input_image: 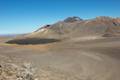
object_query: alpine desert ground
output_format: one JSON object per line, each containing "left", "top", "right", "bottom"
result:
{"left": 0, "top": 17, "right": 120, "bottom": 80}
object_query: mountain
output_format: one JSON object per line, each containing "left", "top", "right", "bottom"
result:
{"left": 6, "top": 16, "right": 120, "bottom": 44}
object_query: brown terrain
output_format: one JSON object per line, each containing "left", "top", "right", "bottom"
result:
{"left": 0, "top": 16, "right": 120, "bottom": 80}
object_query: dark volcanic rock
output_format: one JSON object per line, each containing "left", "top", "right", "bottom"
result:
{"left": 6, "top": 38, "right": 60, "bottom": 45}
{"left": 64, "top": 16, "right": 83, "bottom": 22}
{"left": 35, "top": 25, "right": 51, "bottom": 32}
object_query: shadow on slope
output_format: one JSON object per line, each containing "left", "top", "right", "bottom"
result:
{"left": 6, "top": 38, "right": 60, "bottom": 45}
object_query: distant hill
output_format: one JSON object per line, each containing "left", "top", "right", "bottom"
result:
{"left": 26, "top": 16, "right": 120, "bottom": 38}
{"left": 6, "top": 16, "right": 120, "bottom": 44}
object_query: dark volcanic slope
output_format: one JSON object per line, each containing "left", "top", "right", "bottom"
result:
{"left": 6, "top": 16, "right": 120, "bottom": 44}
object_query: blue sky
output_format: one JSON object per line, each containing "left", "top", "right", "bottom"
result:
{"left": 0, "top": 0, "right": 120, "bottom": 34}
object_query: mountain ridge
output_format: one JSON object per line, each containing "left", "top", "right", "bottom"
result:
{"left": 27, "top": 16, "right": 120, "bottom": 38}
{"left": 6, "top": 16, "right": 120, "bottom": 44}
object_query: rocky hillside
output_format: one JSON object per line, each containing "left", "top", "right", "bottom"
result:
{"left": 6, "top": 16, "right": 120, "bottom": 44}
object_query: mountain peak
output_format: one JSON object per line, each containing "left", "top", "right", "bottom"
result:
{"left": 64, "top": 16, "right": 83, "bottom": 22}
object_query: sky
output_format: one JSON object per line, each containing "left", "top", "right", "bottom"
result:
{"left": 0, "top": 0, "right": 120, "bottom": 34}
